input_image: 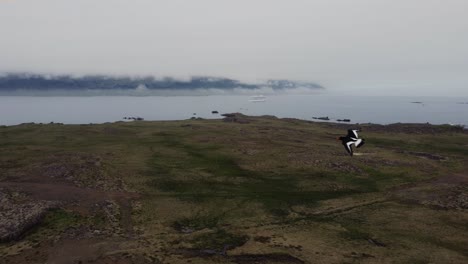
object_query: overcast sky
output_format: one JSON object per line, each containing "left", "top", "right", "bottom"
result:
{"left": 1, "top": 0, "right": 467, "bottom": 96}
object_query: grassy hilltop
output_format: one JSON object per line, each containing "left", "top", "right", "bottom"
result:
{"left": 1, "top": 114, "right": 467, "bottom": 264}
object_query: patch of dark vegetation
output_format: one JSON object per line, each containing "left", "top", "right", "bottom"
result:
{"left": 148, "top": 134, "right": 365, "bottom": 213}
{"left": 341, "top": 227, "right": 371, "bottom": 241}
{"left": 155, "top": 174, "right": 361, "bottom": 213}
{"left": 33, "top": 209, "right": 83, "bottom": 232}
{"left": 176, "top": 229, "right": 248, "bottom": 256}
{"left": 190, "top": 229, "right": 248, "bottom": 252}
{"left": 20, "top": 209, "right": 83, "bottom": 243}
{"left": 253, "top": 236, "right": 271, "bottom": 243}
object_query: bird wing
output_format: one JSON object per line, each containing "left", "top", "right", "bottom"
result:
{"left": 343, "top": 141, "right": 354, "bottom": 156}
{"left": 347, "top": 129, "right": 359, "bottom": 139}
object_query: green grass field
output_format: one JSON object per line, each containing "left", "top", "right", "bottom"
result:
{"left": 1, "top": 115, "right": 467, "bottom": 263}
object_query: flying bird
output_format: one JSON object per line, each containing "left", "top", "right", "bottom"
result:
{"left": 337, "top": 129, "right": 365, "bottom": 156}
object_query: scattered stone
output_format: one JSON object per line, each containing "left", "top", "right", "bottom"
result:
{"left": 0, "top": 190, "right": 58, "bottom": 242}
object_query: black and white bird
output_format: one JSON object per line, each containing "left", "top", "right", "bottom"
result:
{"left": 337, "top": 129, "right": 365, "bottom": 156}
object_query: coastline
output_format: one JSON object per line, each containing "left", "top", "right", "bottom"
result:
{"left": 1, "top": 95, "right": 467, "bottom": 127}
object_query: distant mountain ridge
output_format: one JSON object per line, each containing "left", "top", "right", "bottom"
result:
{"left": 0, "top": 74, "right": 323, "bottom": 91}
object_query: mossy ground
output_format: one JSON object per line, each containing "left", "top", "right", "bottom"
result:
{"left": 0, "top": 115, "right": 467, "bottom": 263}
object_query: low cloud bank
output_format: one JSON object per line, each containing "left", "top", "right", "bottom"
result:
{"left": 0, "top": 73, "right": 323, "bottom": 96}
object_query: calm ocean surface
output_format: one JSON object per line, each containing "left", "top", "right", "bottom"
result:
{"left": 1, "top": 95, "right": 467, "bottom": 126}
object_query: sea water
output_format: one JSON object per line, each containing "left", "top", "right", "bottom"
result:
{"left": 0, "top": 95, "right": 467, "bottom": 126}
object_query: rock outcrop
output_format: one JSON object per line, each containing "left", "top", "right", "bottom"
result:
{"left": 0, "top": 190, "right": 57, "bottom": 242}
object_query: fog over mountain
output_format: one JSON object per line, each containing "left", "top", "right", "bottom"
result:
{"left": 1, "top": 0, "right": 468, "bottom": 96}
{"left": 0, "top": 73, "right": 323, "bottom": 96}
